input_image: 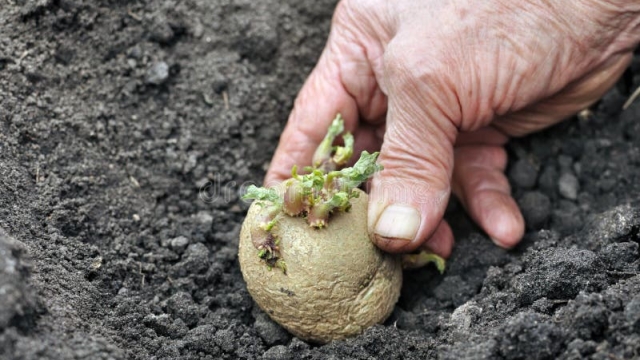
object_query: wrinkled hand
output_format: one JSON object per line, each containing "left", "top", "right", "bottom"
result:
{"left": 265, "top": 0, "right": 640, "bottom": 256}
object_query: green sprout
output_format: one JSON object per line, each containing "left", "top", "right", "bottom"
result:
{"left": 242, "top": 113, "right": 445, "bottom": 274}
{"left": 402, "top": 251, "right": 446, "bottom": 274}
{"left": 312, "top": 115, "right": 346, "bottom": 171}
{"left": 242, "top": 114, "right": 380, "bottom": 273}
{"left": 244, "top": 185, "right": 283, "bottom": 205}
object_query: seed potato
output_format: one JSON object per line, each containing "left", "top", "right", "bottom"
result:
{"left": 239, "top": 189, "right": 402, "bottom": 343}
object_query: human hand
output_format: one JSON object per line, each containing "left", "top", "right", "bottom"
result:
{"left": 265, "top": 0, "right": 640, "bottom": 257}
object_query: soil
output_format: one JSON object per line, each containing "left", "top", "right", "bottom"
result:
{"left": 1, "top": 1, "right": 639, "bottom": 359}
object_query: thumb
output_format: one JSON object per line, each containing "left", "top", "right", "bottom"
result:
{"left": 368, "top": 48, "right": 459, "bottom": 254}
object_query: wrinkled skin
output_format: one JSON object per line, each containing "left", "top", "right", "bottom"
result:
{"left": 265, "top": 0, "right": 640, "bottom": 256}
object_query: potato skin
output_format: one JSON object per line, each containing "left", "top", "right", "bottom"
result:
{"left": 239, "top": 188, "right": 402, "bottom": 343}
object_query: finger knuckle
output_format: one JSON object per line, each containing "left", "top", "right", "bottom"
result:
{"left": 382, "top": 41, "right": 445, "bottom": 92}
{"left": 381, "top": 40, "right": 466, "bottom": 130}
{"left": 336, "top": 0, "right": 381, "bottom": 24}
{"left": 334, "top": 0, "right": 386, "bottom": 46}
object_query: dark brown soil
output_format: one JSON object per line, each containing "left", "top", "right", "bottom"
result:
{"left": 1, "top": 1, "right": 639, "bottom": 359}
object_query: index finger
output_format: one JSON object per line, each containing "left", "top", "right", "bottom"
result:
{"left": 264, "top": 43, "right": 359, "bottom": 186}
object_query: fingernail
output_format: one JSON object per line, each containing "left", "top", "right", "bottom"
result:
{"left": 490, "top": 237, "right": 503, "bottom": 247}
{"left": 374, "top": 204, "right": 421, "bottom": 242}
{"left": 490, "top": 236, "right": 516, "bottom": 249}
